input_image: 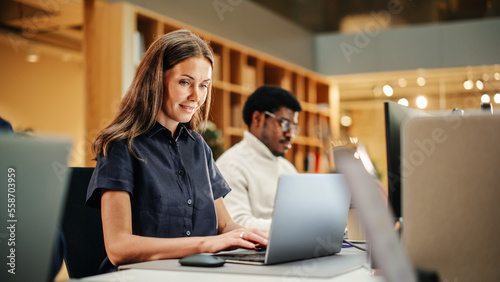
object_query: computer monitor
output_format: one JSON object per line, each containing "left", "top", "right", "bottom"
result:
{"left": 384, "top": 101, "right": 428, "bottom": 220}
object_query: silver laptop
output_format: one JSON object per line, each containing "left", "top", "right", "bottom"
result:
{"left": 215, "top": 173, "right": 351, "bottom": 265}
{"left": 0, "top": 134, "right": 72, "bottom": 282}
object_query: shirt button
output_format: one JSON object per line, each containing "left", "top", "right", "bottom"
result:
{"left": 186, "top": 230, "right": 191, "bottom": 236}
{"left": 187, "top": 199, "right": 192, "bottom": 205}
{"left": 178, "top": 169, "right": 185, "bottom": 176}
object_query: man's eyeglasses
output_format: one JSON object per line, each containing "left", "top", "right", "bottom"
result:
{"left": 264, "top": 111, "right": 301, "bottom": 136}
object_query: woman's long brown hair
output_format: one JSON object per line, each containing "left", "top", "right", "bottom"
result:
{"left": 92, "top": 29, "right": 214, "bottom": 160}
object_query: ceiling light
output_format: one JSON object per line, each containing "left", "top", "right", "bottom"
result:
{"left": 483, "top": 73, "right": 490, "bottom": 81}
{"left": 463, "top": 79, "right": 474, "bottom": 90}
{"left": 382, "top": 84, "right": 394, "bottom": 97}
{"left": 494, "top": 93, "right": 500, "bottom": 104}
{"left": 398, "top": 98, "right": 409, "bottom": 107}
{"left": 26, "top": 44, "right": 39, "bottom": 63}
{"left": 398, "top": 78, "right": 407, "bottom": 88}
{"left": 416, "top": 96, "right": 427, "bottom": 109}
{"left": 373, "top": 86, "right": 383, "bottom": 97}
{"left": 476, "top": 80, "right": 484, "bottom": 90}
{"left": 62, "top": 53, "right": 72, "bottom": 62}
{"left": 417, "top": 76, "right": 426, "bottom": 86}
{"left": 340, "top": 116, "right": 352, "bottom": 127}
{"left": 494, "top": 72, "right": 500, "bottom": 80}
{"left": 481, "top": 94, "right": 490, "bottom": 103}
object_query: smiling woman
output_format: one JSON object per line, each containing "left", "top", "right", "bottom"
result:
{"left": 158, "top": 56, "right": 212, "bottom": 135}
{"left": 92, "top": 29, "right": 215, "bottom": 159}
{"left": 85, "top": 29, "right": 268, "bottom": 274}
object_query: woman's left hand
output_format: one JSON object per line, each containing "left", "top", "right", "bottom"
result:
{"left": 203, "top": 228, "right": 269, "bottom": 253}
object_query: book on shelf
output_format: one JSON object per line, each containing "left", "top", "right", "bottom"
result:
{"left": 231, "top": 104, "right": 242, "bottom": 128}
{"left": 133, "top": 31, "right": 146, "bottom": 67}
{"left": 242, "top": 65, "right": 256, "bottom": 91}
{"left": 213, "top": 54, "right": 222, "bottom": 81}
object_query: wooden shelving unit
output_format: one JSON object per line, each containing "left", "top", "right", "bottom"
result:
{"left": 86, "top": 1, "right": 339, "bottom": 172}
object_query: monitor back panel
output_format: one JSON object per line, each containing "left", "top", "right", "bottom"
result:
{"left": 402, "top": 114, "right": 500, "bottom": 282}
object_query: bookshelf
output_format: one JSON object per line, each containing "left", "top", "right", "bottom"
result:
{"left": 85, "top": 1, "right": 339, "bottom": 172}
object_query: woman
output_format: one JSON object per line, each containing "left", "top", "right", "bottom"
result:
{"left": 86, "top": 29, "right": 268, "bottom": 273}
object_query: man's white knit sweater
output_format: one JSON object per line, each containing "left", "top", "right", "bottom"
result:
{"left": 216, "top": 131, "right": 298, "bottom": 232}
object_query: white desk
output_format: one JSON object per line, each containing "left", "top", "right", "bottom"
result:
{"left": 80, "top": 267, "right": 383, "bottom": 282}
{"left": 79, "top": 248, "right": 385, "bottom": 282}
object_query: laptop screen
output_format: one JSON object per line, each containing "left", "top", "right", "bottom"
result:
{"left": 0, "top": 134, "right": 71, "bottom": 282}
{"left": 265, "top": 173, "right": 351, "bottom": 264}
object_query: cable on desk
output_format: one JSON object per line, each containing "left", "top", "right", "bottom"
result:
{"left": 342, "top": 240, "right": 366, "bottom": 251}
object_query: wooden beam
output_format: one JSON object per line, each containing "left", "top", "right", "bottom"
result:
{"left": 83, "top": 0, "right": 96, "bottom": 166}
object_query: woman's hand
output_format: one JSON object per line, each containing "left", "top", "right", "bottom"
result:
{"left": 203, "top": 228, "right": 269, "bottom": 253}
{"left": 203, "top": 198, "right": 269, "bottom": 253}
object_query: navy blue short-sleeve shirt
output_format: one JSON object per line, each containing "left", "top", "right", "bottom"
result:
{"left": 86, "top": 122, "right": 231, "bottom": 270}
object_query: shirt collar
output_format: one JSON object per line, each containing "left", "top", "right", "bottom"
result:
{"left": 146, "top": 122, "right": 196, "bottom": 140}
{"left": 243, "top": 130, "right": 279, "bottom": 160}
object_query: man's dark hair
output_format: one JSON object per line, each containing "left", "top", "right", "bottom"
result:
{"left": 242, "top": 85, "right": 302, "bottom": 127}
{"left": 0, "top": 116, "right": 13, "bottom": 133}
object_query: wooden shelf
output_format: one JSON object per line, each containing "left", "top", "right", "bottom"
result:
{"left": 86, "top": 1, "right": 339, "bottom": 172}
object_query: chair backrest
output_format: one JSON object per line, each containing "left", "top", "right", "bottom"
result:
{"left": 61, "top": 167, "right": 106, "bottom": 278}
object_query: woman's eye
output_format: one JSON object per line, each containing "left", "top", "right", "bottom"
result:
{"left": 200, "top": 84, "right": 208, "bottom": 89}
{"left": 180, "top": 80, "right": 189, "bottom": 86}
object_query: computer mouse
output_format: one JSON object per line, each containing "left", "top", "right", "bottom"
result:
{"left": 179, "top": 254, "right": 225, "bottom": 267}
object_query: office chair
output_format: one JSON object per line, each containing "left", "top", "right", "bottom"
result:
{"left": 61, "top": 167, "right": 106, "bottom": 278}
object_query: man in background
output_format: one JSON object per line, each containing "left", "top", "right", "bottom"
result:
{"left": 216, "top": 86, "right": 302, "bottom": 232}
{"left": 0, "top": 116, "right": 13, "bottom": 132}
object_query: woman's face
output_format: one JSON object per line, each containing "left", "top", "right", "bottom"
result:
{"left": 157, "top": 57, "right": 212, "bottom": 133}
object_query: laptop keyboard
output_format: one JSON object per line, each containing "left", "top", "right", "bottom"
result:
{"left": 215, "top": 251, "right": 266, "bottom": 262}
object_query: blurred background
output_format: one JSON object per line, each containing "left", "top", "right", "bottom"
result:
{"left": 1, "top": 0, "right": 499, "bottom": 186}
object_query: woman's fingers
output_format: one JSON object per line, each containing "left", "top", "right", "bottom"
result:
{"left": 209, "top": 228, "right": 270, "bottom": 253}
{"left": 237, "top": 228, "right": 269, "bottom": 246}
